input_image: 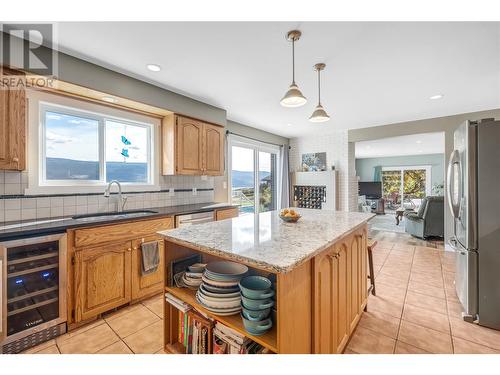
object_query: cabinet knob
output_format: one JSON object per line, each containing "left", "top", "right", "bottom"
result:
{"left": 133, "top": 246, "right": 138, "bottom": 251}
{"left": 127, "top": 247, "right": 132, "bottom": 252}
{"left": 12, "top": 157, "right": 19, "bottom": 163}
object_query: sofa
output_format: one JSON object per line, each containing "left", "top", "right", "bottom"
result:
{"left": 404, "top": 196, "right": 444, "bottom": 239}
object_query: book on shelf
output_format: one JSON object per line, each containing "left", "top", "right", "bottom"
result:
{"left": 165, "top": 292, "right": 191, "bottom": 313}
{"left": 176, "top": 309, "right": 214, "bottom": 354}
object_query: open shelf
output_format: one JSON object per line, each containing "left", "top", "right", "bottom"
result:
{"left": 165, "top": 286, "right": 278, "bottom": 353}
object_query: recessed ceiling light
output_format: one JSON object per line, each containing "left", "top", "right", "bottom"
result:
{"left": 416, "top": 140, "right": 422, "bottom": 144}
{"left": 418, "top": 150, "right": 424, "bottom": 153}
{"left": 102, "top": 96, "right": 117, "bottom": 103}
{"left": 430, "top": 94, "right": 443, "bottom": 100}
{"left": 287, "top": 123, "right": 293, "bottom": 127}
{"left": 147, "top": 64, "right": 161, "bottom": 72}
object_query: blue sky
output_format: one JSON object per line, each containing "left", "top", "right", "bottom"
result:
{"left": 45, "top": 112, "right": 148, "bottom": 163}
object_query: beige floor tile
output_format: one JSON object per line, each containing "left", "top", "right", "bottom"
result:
{"left": 376, "top": 241, "right": 395, "bottom": 250}
{"left": 409, "top": 272, "right": 443, "bottom": 288}
{"left": 398, "top": 320, "right": 453, "bottom": 353}
{"left": 155, "top": 348, "right": 167, "bottom": 354}
{"left": 56, "top": 319, "right": 106, "bottom": 345}
{"left": 442, "top": 263, "right": 456, "bottom": 273}
{"left": 407, "top": 280, "right": 446, "bottom": 299}
{"left": 375, "top": 274, "right": 409, "bottom": 289}
{"left": 34, "top": 345, "right": 60, "bottom": 354}
{"left": 142, "top": 295, "right": 164, "bottom": 318}
{"left": 346, "top": 326, "right": 396, "bottom": 354}
{"left": 445, "top": 287, "right": 460, "bottom": 303}
{"left": 378, "top": 267, "right": 411, "bottom": 282}
{"left": 394, "top": 341, "right": 430, "bottom": 354}
{"left": 405, "top": 290, "right": 447, "bottom": 315}
{"left": 58, "top": 323, "right": 120, "bottom": 354}
{"left": 343, "top": 348, "right": 359, "bottom": 354}
{"left": 402, "top": 304, "right": 450, "bottom": 333}
{"left": 367, "top": 295, "right": 404, "bottom": 319}
{"left": 374, "top": 282, "right": 407, "bottom": 303}
{"left": 106, "top": 304, "right": 160, "bottom": 338}
{"left": 22, "top": 339, "right": 57, "bottom": 354}
{"left": 447, "top": 300, "right": 465, "bottom": 320}
{"left": 97, "top": 340, "right": 134, "bottom": 354}
{"left": 358, "top": 310, "right": 401, "bottom": 339}
{"left": 449, "top": 318, "right": 500, "bottom": 350}
{"left": 452, "top": 337, "right": 500, "bottom": 354}
{"left": 123, "top": 320, "right": 163, "bottom": 354}
{"left": 103, "top": 304, "right": 143, "bottom": 322}
{"left": 410, "top": 266, "right": 443, "bottom": 278}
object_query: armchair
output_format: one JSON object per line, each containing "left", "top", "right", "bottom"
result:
{"left": 404, "top": 196, "right": 444, "bottom": 239}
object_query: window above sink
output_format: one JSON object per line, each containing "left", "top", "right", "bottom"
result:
{"left": 25, "top": 90, "right": 162, "bottom": 195}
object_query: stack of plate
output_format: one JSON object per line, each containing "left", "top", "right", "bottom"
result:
{"left": 178, "top": 263, "right": 206, "bottom": 290}
{"left": 195, "top": 261, "right": 248, "bottom": 316}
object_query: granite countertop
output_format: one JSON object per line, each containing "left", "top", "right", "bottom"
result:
{"left": 0, "top": 202, "right": 237, "bottom": 241}
{"left": 159, "top": 209, "right": 375, "bottom": 273}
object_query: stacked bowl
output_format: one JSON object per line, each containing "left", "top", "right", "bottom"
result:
{"left": 239, "top": 276, "right": 274, "bottom": 336}
{"left": 195, "top": 261, "right": 248, "bottom": 316}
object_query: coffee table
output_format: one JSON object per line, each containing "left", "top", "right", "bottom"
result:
{"left": 395, "top": 207, "right": 414, "bottom": 225}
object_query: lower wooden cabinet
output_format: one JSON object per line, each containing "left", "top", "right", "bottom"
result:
{"left": 313, "top": 227, "right": 367, "bottom": 354}
{"left": 215, "top": 207, "right": 239, "bottom": 221}
{"left": 69, "top": 218, "right": 173, "bottom": 324}
{"left": 74, "top": 241, "right": 132, "bottom": 322}
{"left": 131, "top": 236, "right": 165, "bottom": 300}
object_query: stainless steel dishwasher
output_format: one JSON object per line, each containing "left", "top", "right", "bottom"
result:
{"left": 175, "top": 211, "right": 214, "bottom": 227}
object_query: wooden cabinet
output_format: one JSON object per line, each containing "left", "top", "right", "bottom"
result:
{"left": 162, "top": 114, "right": 224, "bottom": 176}
{"left": 313, "top": 227, "right": 367, "bottom": 354}
{"left": 74, "top": 241, "right": 132, "bottom": 322}
{"left": 0, "top": 68, "right": 26, "bottom": 171}
{"left": 69, "top": 217, "right": 174, "bottom": 324}
{"left": 215, "top": 207, "right": 239, "bottom": 221}
{"left": 203, "top": 123, "right": 224, "bottom": 175}
{"left": 131, "top": 236, "right": 165, "bottom": 300}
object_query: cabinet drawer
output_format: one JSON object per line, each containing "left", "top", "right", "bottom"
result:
{"left": 215, "top": 207, "right": 239, "bottom": 221}
{"left": 73, "top": 217, "right": 173, "bottom": 248}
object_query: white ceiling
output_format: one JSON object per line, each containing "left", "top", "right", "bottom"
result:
{"left": 52, "top": 22, "right": 500, "bottom": 138}
{"left": 355, "top": 132, "right": 445, "bottom": 158}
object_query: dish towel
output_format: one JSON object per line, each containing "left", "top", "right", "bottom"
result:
{"left": 141, "top": 241, "right": 160, "bottom": 276}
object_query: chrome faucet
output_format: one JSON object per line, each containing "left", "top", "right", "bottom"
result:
{"left": 104, "top": 180, "right": 128, "bottom": 212}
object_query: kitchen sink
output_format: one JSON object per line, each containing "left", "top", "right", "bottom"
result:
{"left": 72, "top": 210, "right": 158, "bottom": 222}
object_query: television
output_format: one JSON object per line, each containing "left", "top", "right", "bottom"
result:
{"left": 358, "top": 182, "right": 382, "bottom": 199}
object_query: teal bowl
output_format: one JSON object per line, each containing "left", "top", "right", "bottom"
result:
{"left": 241, "top": 295, "right": 274, "bottom": 310}
{"left": 242, "top": 307, "right": 271, "bottom": 321}
{"left": 241, "top": 315, "right": 273, "bottom": 336}
{"left": 239, "top": 276, "right": 274, "bottom": 299}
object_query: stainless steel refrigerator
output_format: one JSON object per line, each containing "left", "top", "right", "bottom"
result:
{"left": 447, "top": 118, "right": 500, "bottom": 329}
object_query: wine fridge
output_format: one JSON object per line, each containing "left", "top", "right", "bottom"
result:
{"left": 1, "top": 233, "right": 67, "bottom": 354}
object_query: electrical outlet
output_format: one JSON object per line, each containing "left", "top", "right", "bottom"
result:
{"left": 169, "top": 188, "right": 174, "bottom": 197}
{"left": 192, "top": 188, "right": 197, "bottom": 196}
{"left": 201, "top": 175, "right": 207, "bottom": 181}
{"left": 223, "top": 181, "right": 227, "bottom": 189}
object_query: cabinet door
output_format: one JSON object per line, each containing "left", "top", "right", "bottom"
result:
{"left": 313, "top": 244, "right": 350, "bottom": 354}
{"left": 203, "top": 123, "right": 224, "bottom": 175}
{"left": 131, "top": 236, "right": 165, "bottom": 301}
{"left": 74, "top": 241, "right": 132, "bottom": 322}
{"left": 0, "top": 71, "right": 26, "bottom": 171}
{"left": 176, "top": 116, "right": 203, "bottom": 175}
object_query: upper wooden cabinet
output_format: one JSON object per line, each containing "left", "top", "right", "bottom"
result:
{"left": 0, "top": 68, "right": 26, "bottom": 171}
{"left": 162, "top": 114, "right": 224, "bottom": 176}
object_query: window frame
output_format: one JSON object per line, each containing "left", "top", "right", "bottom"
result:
{"left": 381, "top": 165, "right": 432, "bottom": 201}
{"left": 26, "top": 90, "right": 161, "bottom": 195}
{"left": 227, "top": 134, "right": 282, "bottom": 213}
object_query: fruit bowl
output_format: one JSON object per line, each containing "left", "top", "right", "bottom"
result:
{"left": 279, "top": 208, "right": 301, "bottom": 223}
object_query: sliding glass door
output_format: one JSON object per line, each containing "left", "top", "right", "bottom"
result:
{"left": 229, "top": 136, "right": 280, "bottom": 215}
{"left": 382, "top": 166, "right": 431, "bottom": 209}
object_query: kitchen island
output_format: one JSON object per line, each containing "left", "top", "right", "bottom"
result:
{"left": 158, "top": 209, "right": 374, "bottom": 354}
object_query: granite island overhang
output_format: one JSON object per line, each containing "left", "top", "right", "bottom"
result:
{"left": 158, "top": 209, "right": 375, "bottom": 354}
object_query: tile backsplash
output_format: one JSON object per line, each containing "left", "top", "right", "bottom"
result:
{"left": 0, "top": 170, "right": 215, "bottom": 223}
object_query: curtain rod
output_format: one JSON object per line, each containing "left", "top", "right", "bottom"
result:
{"left": 225, "top": 130, "right": 291, "bottom": 149}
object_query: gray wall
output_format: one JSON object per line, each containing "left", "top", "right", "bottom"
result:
{"left": 349, "top": 108, "right": 500, "bottom": 246}
{"left": 356, "top": 153, "right": 445, "bottom": 188}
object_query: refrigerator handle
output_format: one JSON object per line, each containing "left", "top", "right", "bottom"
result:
{"left": 446, "top": 149, "right": 462, "bottom": 219}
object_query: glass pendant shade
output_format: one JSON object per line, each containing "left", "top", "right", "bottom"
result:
{"left": 309, "top": 104, "right": 330, "bottom": 122}
{"left": 280, "top": 83, "right": 307, "bottom": 107}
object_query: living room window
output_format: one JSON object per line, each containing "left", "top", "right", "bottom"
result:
{"left": 382, "top": 165, "right": 431, "bottom": 208}
{"left": 26, "top": 90, "right": 160, "bottom": 194}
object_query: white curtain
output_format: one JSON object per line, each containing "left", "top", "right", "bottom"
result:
{"left": 279, "top": 145, "right": 290, "bottom": 209}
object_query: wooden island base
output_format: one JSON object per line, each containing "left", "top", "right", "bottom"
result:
{"left": 162, "top": 224, "right": 368, "bottom": 354}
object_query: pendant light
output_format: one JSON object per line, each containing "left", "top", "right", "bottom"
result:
{"left": 309, "top": 63, "right": 330, "bottom": 122}
{"left": 280, "top": 30, "right": 307, "bottom": 107}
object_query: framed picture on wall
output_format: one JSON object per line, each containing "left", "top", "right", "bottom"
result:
{"left": 301, "top": 152, "right": 327, "bottom": 171}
